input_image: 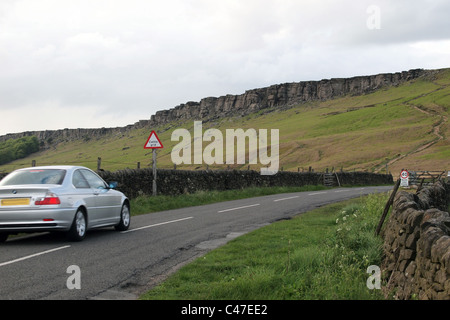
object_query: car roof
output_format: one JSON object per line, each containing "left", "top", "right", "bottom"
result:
{"left": 15, "top": 165, "right": 89, "bottom": 171}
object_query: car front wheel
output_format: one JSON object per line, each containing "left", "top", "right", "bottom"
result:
{"left": 115, "top": 203, "right": 130, "bottom": 231}
{"left": 67, "top": 209, "right": 87, "bottom": 241}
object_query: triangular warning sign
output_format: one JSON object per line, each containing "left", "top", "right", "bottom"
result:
{"left": 144, "top": 131, "right": 163, "bottom": 149}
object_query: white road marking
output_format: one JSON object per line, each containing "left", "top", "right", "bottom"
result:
{"left": 334, "top": 189, "right": 350, "bottom": 193}
{"left": 217, "top": 203, "right": 260, "bottom": 213}
{"left": 308, "top": 192, "right": 328, "bottom": 196}
{"left": 121, "top": 216, "right": 194, "bottom": 234}
{"left": 0, "top": 245, "right": 71, "bottom": 268}
{"left": 274, "top": 196, "right": 299, "bottom": 202}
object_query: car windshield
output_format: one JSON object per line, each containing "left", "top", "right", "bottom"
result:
{"left": 0, "top": 169, "right": 66, "bottom": 186}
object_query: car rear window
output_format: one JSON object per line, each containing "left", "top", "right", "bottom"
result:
{"left": 0, "top": 169, "right": 66, "bottom": 186}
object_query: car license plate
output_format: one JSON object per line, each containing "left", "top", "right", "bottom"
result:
{"left": 1, "top": 198, "right": 30, "bottom": 206}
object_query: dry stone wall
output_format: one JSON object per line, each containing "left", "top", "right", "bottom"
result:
{"left": 97, "top": 168, "right": 393, "bottom": 199}
{"left": 0, "top": 169, "right": 393, "bottom": 199}
{"left": 381, "top": 181, "right": 450, "bottom": 300}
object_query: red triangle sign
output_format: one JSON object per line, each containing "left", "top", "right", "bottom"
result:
{"left": 144, "top": 131, "right": 164, "bottom": 149}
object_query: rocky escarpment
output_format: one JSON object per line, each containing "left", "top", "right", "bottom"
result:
{"left": 0, "top": 120, "right": 152, "bottom": 148}
{"left": 150, "top": 68, "right": 428, "bottom": 124}
{"left": 0, "top": 68, "right": 437, "bottom": 146}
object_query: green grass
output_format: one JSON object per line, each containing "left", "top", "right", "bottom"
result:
{"left": 130, "top": 185, "right": 327, "bottom": 215}
{"left": 140, "top": 192, "right": 389, "bottom": 300}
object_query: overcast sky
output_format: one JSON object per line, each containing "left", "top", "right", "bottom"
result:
{"left": 0, "top": 0, "right": 449, "bottom": 136}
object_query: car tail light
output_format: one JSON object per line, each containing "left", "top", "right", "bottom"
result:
{"left": 35, "top": 193, "right": 61, "bottom": 205}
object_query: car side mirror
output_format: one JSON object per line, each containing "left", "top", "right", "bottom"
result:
{"left": 108, "top": 181, "right": 118, "bottom": 189}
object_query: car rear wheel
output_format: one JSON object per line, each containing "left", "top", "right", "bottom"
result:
{"left": 67, "top": 209, "right": 87, "bottom": 241}
{"left": 115, "top": 203, "right": 130, "bottom": 231}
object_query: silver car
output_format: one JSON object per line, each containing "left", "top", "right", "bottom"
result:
{"left": 0, "top": 166, "right": 130, "bottom": 242}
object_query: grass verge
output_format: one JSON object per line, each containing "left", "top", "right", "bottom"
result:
{"left": 129, "top": 185, "right": 328, "bottom": 215}
{"left": 139, "top": 191, "right": 389, "bottom": 300}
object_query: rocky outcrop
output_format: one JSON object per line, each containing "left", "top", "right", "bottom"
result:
{"left": 0, "top": 120, "right": 151, "bottom": 148}
{"left": 150, "top": 68, "right": 428, "bottom": 124}
{"left": 382, "top": 181, "right": 450, "bottom": 300}
{"left": 0, "top": 68, "right": 436, "bottom": 146}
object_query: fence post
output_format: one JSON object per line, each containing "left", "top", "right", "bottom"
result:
{"left": 31, "top": 160, "right": 36, "bottom": 167}
{"left": 97, "top": 157, "right": 102, "bottom": 171}
{"left": 375, "top": 179, "right": 401, "bottom": 236}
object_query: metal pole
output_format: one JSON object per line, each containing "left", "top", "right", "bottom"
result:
{"left": 152, "top": 149, "right": 157, "bottom": 196}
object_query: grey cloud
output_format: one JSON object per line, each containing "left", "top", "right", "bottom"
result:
{"left": 0, "top": 0, "right": 449, "bottom": 135}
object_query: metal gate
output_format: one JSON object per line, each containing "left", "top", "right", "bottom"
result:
{"left": 409, "top": 170, "right": 447, "bottom": 186}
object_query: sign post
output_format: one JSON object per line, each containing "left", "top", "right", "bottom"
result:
{"left": 400, "top": 169, "right": 409, "bottom": 188}
{"left": 144, "top": 131, "right": 164, "bottom": 196}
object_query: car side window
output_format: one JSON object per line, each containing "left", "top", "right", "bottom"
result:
{"left": 80, "top": 169, "right": 108, "bottom": 189}
{"left": 72, "top": 170, "right": 90, "bottom": 188}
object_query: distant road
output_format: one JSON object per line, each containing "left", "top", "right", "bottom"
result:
{"left": 0, "top": 185, "right": 392, "bottom": 300}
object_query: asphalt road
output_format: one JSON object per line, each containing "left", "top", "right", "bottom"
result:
{"left": 0, "top": 185, "right": 392, "bottom": 300}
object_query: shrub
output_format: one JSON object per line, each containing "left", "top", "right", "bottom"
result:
{"left": 0, "top": 136, "right": 40, "bottom": 165}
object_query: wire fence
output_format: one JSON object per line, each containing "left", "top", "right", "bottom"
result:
{"left": 0, "top": 158, "right": 146, "bottom": 173}
{"left": 0, "top": 157, "right": 379, "bottom": 176}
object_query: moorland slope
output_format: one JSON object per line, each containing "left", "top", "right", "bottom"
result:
{"left": 0, "top": 68, "right": 448, "bottom": 175}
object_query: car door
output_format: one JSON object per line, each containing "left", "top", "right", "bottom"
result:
{"left": 72, "top": 169, "right": 99, "bottom": 224}
{"left": 80, "top": 169, "right": 122, "bottom": 226}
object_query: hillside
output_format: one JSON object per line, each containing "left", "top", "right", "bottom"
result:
{"left": 0, "top": 68, "right": 449, "bottom": 175}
